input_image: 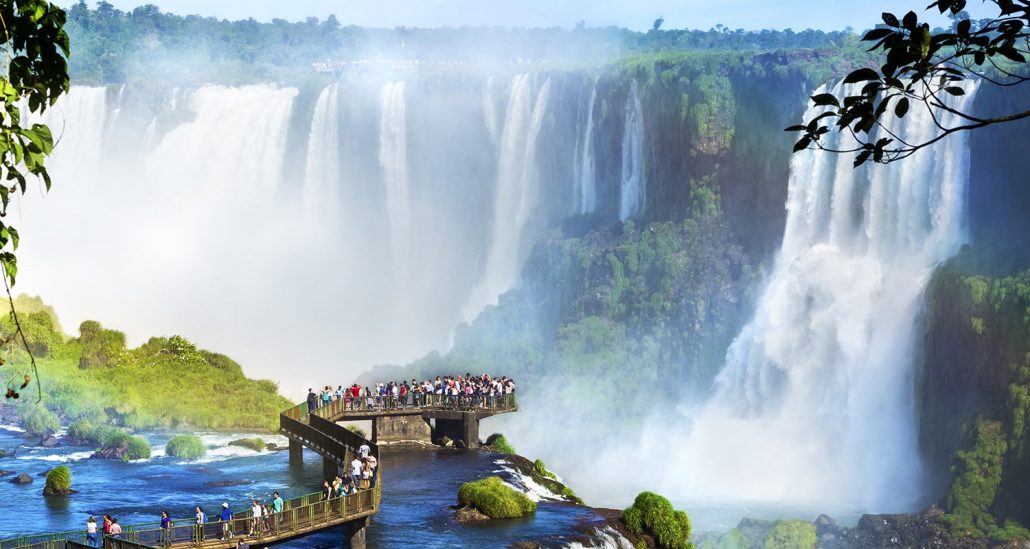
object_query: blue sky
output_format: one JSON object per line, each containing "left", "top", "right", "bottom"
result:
{"left": 58, "top": 0, "right": 997, "bottom": 31}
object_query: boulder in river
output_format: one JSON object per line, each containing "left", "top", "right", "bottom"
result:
{"left": 0, "top": 470, "right": 13, "bottom": 477}
{"left": 205, "top": 479, "right": 253, "bottom": 488}
{"left": 38, "top": 435, "right": 60, "bottom": 448}
{"left": 10, "top": 473, "right": 32, "bottom": 484}
{"left": 453, "top": 505, "right": 491, "bottom": 523}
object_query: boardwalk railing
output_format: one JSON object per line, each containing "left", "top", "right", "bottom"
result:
{"left": 311, "top": 393, "right": 518, "bottom": 418}
{"left": 3, "top": 399, "right": 383, "bottom": 549}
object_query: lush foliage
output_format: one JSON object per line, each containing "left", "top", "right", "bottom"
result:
{"left": 457, "top": 476, "right": 536, "bottom": 519}
{"left": 18, "top": 402, "right": 59, "bottom": 434}
{"left": 4, "top": 296, "right": 291, "bottom": 432}
{"left": 62, "top": 1, "right": 867, "bottom": 86}
{"left": 919, "top": 253, "right": 1030, "bottom": 537}
{"left": 533, "top": 459, "right": 557, "bottom": 480}
{"left": 484, "top": 433, "right": 515, "bottom": 455}
{"left": 45, "top": 464, "right": 71, "bottom": 491}
{"left": 790, "top": 0, "right": 1029, "bottom": 165}
{"left": 764, "top": 520, "right": 816, "bottom": 549}
{"left": 0, "top": 0, "right": 70, "bottom": 401}
{"left": 228, "top": 438, "right": 265, "bottom": 452}
{"left": 346, "top": 424, "right": 367, "bottom": 439}
{"left": 621, "top": 491, "right": 694, "bottom": 549}
{"left": 100, "top": 430, "right": 151, "bottom": 461}
{"left": 165, "top": 434, "right": 206, "bottom": 460}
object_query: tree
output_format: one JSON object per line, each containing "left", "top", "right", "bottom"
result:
{"left": 788, "top": 0, "right": 1029, "bottom": 166}
{"left": 652, "top": 17, "right": 665, "bottom": 32}
{"left": 0, "top": 0, "right": 70, "bottom": 399}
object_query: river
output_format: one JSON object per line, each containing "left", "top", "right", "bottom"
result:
{"left": 0, "top": 426, "right": 605, "bottom": 548}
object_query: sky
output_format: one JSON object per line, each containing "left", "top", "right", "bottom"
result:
{"left": 57, "top": 0, "right": 996, "bottom": 32}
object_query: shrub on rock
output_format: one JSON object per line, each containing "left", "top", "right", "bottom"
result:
{"left": 165, "top": 434, "right": 206, "bottom": 460}
{"left": 458, "top": 476, "right": 536, "bottom": 519}
{"left": 621, "top": 491, "right": 693, "bottom": 549}
{"left": 43, "top": 465, "right": 73, "bottom": 496}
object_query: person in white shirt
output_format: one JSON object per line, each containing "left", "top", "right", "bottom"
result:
{"left": 349, "top": 456, "right": 363, "bottom": 489}
{"left": 86, "top": 517, "right": 99, "bottom": 547}
{"left": 358, "top": 443, "right": 370, "bottom": 459}
{"left": 249, "top": 500, "right": 262, "bottom": 536}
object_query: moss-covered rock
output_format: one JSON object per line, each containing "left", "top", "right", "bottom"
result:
{"left": 457, "top": 476, "right": 536, "bottom": 519}
{"left": 165, "top": 434, "right": 206, "bottom": 460}
{"left": 94, "top": 431, "right": 150, "bottom": 461}
{"left": 228, "top": 438, "right": 265, "bottom": 452}
{"left": 764, "top": 520, "right": 815, "bottom": 549}
{"left": 484, "top": 433, "right": 515, "bottom": 455}
{"left": 621, "top": 491, "right": 693, "bottom": 549}
{"left": 43, "top": 465, "right": 75, "bottom": 496}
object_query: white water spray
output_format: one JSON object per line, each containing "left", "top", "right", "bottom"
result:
{"left": 668, "top": 80, "right": 979, "bottom": 511}
{"left": 463, "top": 75, "right": 552, "bottom": 320}
{"left": 619, "top": 80, "right": 645, "bottom": 221}
{"left": 378, "top": 81, "right": 411, "bottom": 280}
{"left": 303, "top": 84, "right": 340, "bottom": 215}
{"left": 574, "top": 77, "right": 599, "bottom": 214}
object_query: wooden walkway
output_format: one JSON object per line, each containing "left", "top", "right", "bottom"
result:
{"left": 1, "top": 393, "right": 519, "bottom": 549}
{"left": 1, "top": 400, "right": 382, "bottom": 549}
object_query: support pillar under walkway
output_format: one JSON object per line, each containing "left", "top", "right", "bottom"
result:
{"left": 289, "top": 438, "right": 303, "bottom": 467}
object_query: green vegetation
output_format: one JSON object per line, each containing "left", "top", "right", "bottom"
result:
{"left": 484, "top": 433, "right": 515, "bottom": 455}
{"left": 764, "top": 520, "right": 816, "bottom": 549}
{"left": 2, "top": 296, "right": 290, "bottom": 432}
{"left": 621, "top": 492, "right": 693, "bottom": 549}
{"left": 61, "top": 1, "right": 865, "bottom": 86}
{"left": 45, "top": 465, "right": 72, "bottom": 492}
{"left": 346, "top": 424, "right": 367, "bottom": 439}
{"left": 533, "top": 459, "right": 557, "bottom": 480}
{"left": 229, "top": 438, "right": 265, "bottom": 452}
{"left": 99, "top": 430, "right": 151, "bottom": 461}
{"left": 18, "top": 403, "right": 59, "bottom": 435}
{"left": 919, "top": 253, "right": 1030, "bottom": 538}
{"left": 165, "top": 434, "right": 206, "bottom": 460}
{"left": 457, "top": 476, "right": 536, "bottom": 519}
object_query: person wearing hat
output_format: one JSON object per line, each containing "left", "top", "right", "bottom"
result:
{"left": 219, "top": 502, "right": 234, "bottom": 540}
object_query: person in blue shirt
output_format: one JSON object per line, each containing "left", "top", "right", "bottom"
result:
{"left": 271, "top": 492, "right": 283, "bottom": 531}
{"left": 219, "top": 502, "right": 234, "bottom": 540}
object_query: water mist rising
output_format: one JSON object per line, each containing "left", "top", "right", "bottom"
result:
{"left": 663, "top": 81, "right": 979, "bottom": 512}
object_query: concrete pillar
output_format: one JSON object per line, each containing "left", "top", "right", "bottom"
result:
{"left": 462, "top": 414, "right": 480, "bottom": 449}
{"left": 371, "top": 417, "right": 378, "bottom": 443}
{"left": 347, "top": 517, "right": 368, "bottom": 549}
{"left": 323, "top": 456, "right": 338, "bottom": 482}
{"left": 289, "top": 438, "right": 303, "bottom": 467}
{"left": 375, "top": 415, "right": 432, "bottom": 444}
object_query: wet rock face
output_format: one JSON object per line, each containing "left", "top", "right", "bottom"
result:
{"left": 10, "top": 473, "right": 32, "bottom": 484}
{"left": 42, "top": 485, "right": 77, "bottom": 497}
{"left": 91, "top": 443, "right": 128, "bottom": 460}
{"left": 38, "top": 435, "right": 60, "bottom": 448}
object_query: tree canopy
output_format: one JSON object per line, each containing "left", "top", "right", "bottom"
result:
{"left": 789, "top": 0, "right": 1029, "bottom": 166}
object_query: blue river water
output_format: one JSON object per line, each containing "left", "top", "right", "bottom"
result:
{"left": 0, "top": 426, "right": 601, "bottom": 548}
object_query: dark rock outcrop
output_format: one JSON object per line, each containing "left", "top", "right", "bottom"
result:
{"left": 453, "top": 505, "right": 491, "bottom": 523}
{"left": 38, "top": 435, "right": 60, "bottom": 448}
{"left": 42, "top": 485, "right": 78, "bottom": 496}
{"left": 10, "top": 473, "right": 32, "bottom": 484}
{"left": 91, "top": 445, "right": 127, "bottom": 460}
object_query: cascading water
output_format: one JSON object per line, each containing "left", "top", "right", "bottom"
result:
{"left": 303, "top": 84, "right": 340, "bottom": 215}
{"left": 666, "top": 80, "right": 979, "bottom": 512}
{"left": 462, "top": 74, "right": 552, "bottom": 320}
{"left": 378, "top": 81, "right": 411, "bottom": 281}
{"left": 574, "top": 77, "right": 599, "bottom": 214}
{"left": 619, "top": 80, "right": 645, "bottom": 221}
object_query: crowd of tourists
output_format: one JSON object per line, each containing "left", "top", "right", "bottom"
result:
{"left": 306, "top": 373, "right": 516, "bottom": 412}
{"left": 91, "top": 480, "right": 381, "bottom": 546}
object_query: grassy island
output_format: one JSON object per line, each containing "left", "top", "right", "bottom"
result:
{"left": 458, "top": 476, "right": 536, "bottom": 519}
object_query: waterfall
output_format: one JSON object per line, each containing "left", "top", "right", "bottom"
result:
{"left": 574, "top": 77, "right": 599, "bottom": 214}
{"left": 378, "top": 81, "right": 411, "bottom": 279}
{"left": 671, "top": 81, "right": 979, "bottom": 511}
{"left": 462, "top": 74, "right": 552, "bottom": 320}
{"left": 619, "top": 80, "right": 645, "bottom": 221}
{"left": 303, "top": 84, "right": 340, "bottom": 214}
{"left": 483, "top": 76, "right": 501, "bottom": 148}
{"left": 42, "top": 87, "right": 108, "bottom": 176}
